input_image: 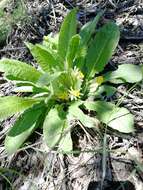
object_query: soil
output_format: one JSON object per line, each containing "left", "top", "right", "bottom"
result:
{"left": 0, "top": 0, "right": 143, "bottom": 190}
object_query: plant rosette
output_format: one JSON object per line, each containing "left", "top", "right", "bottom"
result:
{"left": 0, "top": 9, "right": 142, "bottom": 155}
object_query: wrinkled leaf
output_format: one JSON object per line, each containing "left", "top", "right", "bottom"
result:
{"left": 0, "top": 96, "right": 41, "bottom": 121}
{"left": 84, "top": 101, "right": 134, "bottom": 133}
{"left": 104, "top": 64, "right": 143, "bottom": 84}
{"left": 0, "top": 58, "right": 42, "bottom": 83}
{"left": 5, "top": 104, "right": 45, "bottom": 155}
{"left": 85, "top": 22, "right": 120, "bottom": 78}
{"left": 43, "top": 107, "right": 67, "bottom": 149}
{"left": 58, "top": 9, "right": 77, "bottom": 61}
{"left": 26, "top": 43, "right": 58, "bottom": 72}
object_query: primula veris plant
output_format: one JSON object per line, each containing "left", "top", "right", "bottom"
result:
{"left": 0, "top": 9, "right": 142, "bottom": 155}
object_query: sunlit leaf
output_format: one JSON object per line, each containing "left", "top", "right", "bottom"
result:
{"left": 14, "top": 81, "right": 48, "bottom": 94}
{"left": 0, "top": 96, "right": 41, "bottom": 121}
{"left": 26, "top": 42, "right": 58, "bottom": 72}
{"left": 58, "top": 131, "right": 73, "bottom": 152}
{"left": 13, "top": 86, "right": 33, "bottom": 93}
{"left": 104, "top": 64, "right": 143, "bottom": 83}
{"left": 84, "top": 101, "right": 134, "bottom": 133}
{"left": 0, "top": 58, "right": 42, "bottom": 83}
{"left": 43, "top": 107, "right": 67, "bottom": 148}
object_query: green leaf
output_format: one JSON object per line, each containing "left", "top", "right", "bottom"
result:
{"left": 0, "top": 96, "right": 41, "bottom": 121}
{"left": 0, "top": 58, "right": 42, "bottom": 83}
{"left": 84, "top": 101, "right": 134, "bottom": 133}
{"left": 37, "top": 72, "right": 62, "bottom": 87}
{"left": 15, "top": 81, "right": 48, "bottom": 93}
{"left": 15, "top": 81, "right": 37, "bottom": 87}
{"left": 13, "top": 86, "right": 33, "bottom": 93}
{"left": 13, "top": 86, "right": 48, "bottom": 94}
{"left": 85, "top": 22, "right": 120, "bottom": 77}
{"left": 58, "top": 9, "right": 77, "bottom": 61}
{"left": 51, "top": 72, "right": 73, "bottom": 98}
{"left": 79, "top": 12, "right": 102, "bottom": 47}
{"left": 43, "top": 33, "right": 59, "bottom": 52}
{"left": 66, "top": 34, "right": 81, "bottom": 68}
{"left": 43, "top": 107, "right": 67, "bottom": 149}
{"left": 69, "top": 102, "right": 100, "bottom": 128}
{"left": 94, "top": 85, "right": 116, "bottom": 98}
{"left": 12, "top": 81, "right": 49, "bottom": 94}
{"left": 104, "top": 64, "right": 143, "bottom": 84}
{"left": 5, "top": 104, "right": 45, "bottom": 155}
{"left": 58, "top": 131, "right": 73, "bottom": 152}
{"left": 26, "top": 43, "right": 58, "bottom": 72}
{"left": 74, "top": 47, "right": 87, "bottom": 72}
{"left": 76, "top": 13, "right": 102, "bottom": 71}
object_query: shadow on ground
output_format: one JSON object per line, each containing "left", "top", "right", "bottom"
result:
{"left": 88, "top": 180, "right": 135, "bottom": 190}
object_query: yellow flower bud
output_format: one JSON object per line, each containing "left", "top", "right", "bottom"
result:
{"left": 95, "top": 76, "right": 104, "bottom": 85}
{"left": 43, "top": 36, "right": 49, "bottom": 42}
{"left": 57, "top": 92, "right": 69, "bottom": 100}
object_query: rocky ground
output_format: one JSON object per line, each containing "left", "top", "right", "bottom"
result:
{"left": 0, "top": 0, "right": 143, "bottom": 189}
